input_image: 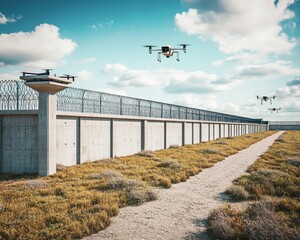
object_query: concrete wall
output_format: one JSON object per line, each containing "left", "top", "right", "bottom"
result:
{"left": 144, "top": 121, "right": 165, "bottom": 151}
{"left": 1, "top": 114, "right": 38, "bottom": 174}
{"left": 166, "top": 122, "right": 183, "bottom": 147}
{"left": 0, "top": 110, "right": 268, "bottom": 176}
{"left": 201, "top": 123, "right": 209, "bottom": 142}
{"left": 269, "top": 125, "right": 300, "bottom": 130}
{"left": 113, "top": 120, "right": 142, "bottom": 157}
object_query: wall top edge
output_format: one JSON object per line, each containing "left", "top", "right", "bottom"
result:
{"left": 56, "top": 111, "right": 266, "bottom": 125}
{"left": 0, "top": 110, "right": 39, "bottom": 115}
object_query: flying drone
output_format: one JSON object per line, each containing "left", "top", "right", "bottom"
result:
{"left": 256, "top": 95, "right": 276, "bottom": 105}
{"left": 269, "top": 108, "right": 281, "bottom": 114}
{"left": 144, "top": 44, "right": 190, "bottom": 62}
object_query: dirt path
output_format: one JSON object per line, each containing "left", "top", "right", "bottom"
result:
{"left": 84, "top": 131, "right": 283, "bottom": 240}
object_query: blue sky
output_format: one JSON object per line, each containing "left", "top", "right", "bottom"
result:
{"left": 1, "top": 0, "right": 300, "bottom": 121}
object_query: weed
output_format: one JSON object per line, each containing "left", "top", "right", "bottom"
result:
{"left": 0, "top": 203, "right": 4, "bottom": 212}
{"left": 225, "top": 185, "right": 249, "bottom": 201}
{"left": 287, "top": 158, "right": 300, "bottom": 167}
{"left": 207, "top": 204, "right": 244, "bottom": 240}
{"left": 201, "top": 148, "right": 220, "bottom": 154}
{"left": 225, "top": 137, "right": 235, "bottom": 140}
{"left": 98, "top": 158, "right": 119, "bottom": 164}
{"left": 244, "top": 201, "right": 300, "bottom": 240}
{"left": 24, "top": 179, "right": 48, "bottom": 189}
{"left": 169, "top": 144, "right": 180, "bottom": 148}
{"left": 137, "top": 150, "right": 155, "bottom": 157}
{"left": 89, "top": 170, "right": 123, "bottom": 179}
{"left": 214, "top": 141, "right": 228, "bottom": 145}
{"left": 157, "top": 160, "right": 182, "bottom": 169}
{"left": 56, "top": 164, "right": 67, "bottom": 171}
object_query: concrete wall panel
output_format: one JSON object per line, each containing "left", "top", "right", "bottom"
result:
{"left": 113, "top": 120, "right": 142, "bottom": 157}
{"left": 209, "top": 124, "right": 214, "bottom": 140}
{"left": 81, "top": 118, "right": 111, "bottom": 162}
{"left": 201, "top": 123, "right": 209, "bottom": 142}
{"left": 56, "top": 117, "right": 79, "bottom": 166}
{"left": 145, "top": 121, "right": 165, "bottom": 151}
{"left": 193, "top": 123, "right": 200, "bottom": 143}
{"left": 1, "top": 115, "right": 38, "bottom": 173}
{"left": 214, "top": 124, "right": 220, "bottom": 139}
{"left": 185, "top": 123, "right": 193, "bottom": 145}
{"left": 166, "top": 122, "right": 182, "bottom": 147}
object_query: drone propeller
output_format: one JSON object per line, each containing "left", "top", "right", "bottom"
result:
{"left": 179, "top": 43, "right": 190, "bottom": 47}
{"left": 143, "top": 45, "right": 157, "bottom": 48}
{"left": 59, "top": 74, "right": 77, "bottom": 81}
{"left": 178, "top": 43, "right": 190, "bottom": 53}
{"left": 143, "top": 45, "right": 157, "bottom": 54}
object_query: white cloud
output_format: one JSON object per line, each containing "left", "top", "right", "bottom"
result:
{"left": 100, "top": 88, "right": 127, "bottom": 96}
{"left": 0, "top": 12, "right": 20, "bottom": 24}
{"left": 77, "top": 70, "right": 93, "bottom": 80}
{"left": 212, "top": 52, "right": 268, "bottom": 66}
{"left": 173, "top": 94, "right": 242, "bottom": 114}
{"left": 0, "top": 72, "right": 19, "bottom": 80}
{"left": 0, "top": 24, "right": 77, "bottom": 68}
{"left": 76, "top": 57, "right": 96, "bottom": 64}
{"left": 175, "top": 0, "right": 297, "bottom": 54}
{"left": 103, "top": 63, "right": 232, "bottom": 94}
{"left": 231, "top": 61, "right": 300, "bottom": 80}
{"left": 91, "top": 20, "right": 114, "bottom": 30}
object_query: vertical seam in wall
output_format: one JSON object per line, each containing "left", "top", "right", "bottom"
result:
{"left": 77, "top": 117, "right": 81, "bottom": 165}
{"left": 141, "top": 120, "right": 145, "bottom": 151}
{"left": 192, "top": 122, "right": 194, "bottom": 144}
{"left": 164, "top": 121, "right": 167, "bottom": 149}
{"left": 182, "top": 122, "right": 185, "bottom": 146}
{"left": 110, "top": 119, "right": 114, "bottom": 158}
{"left": 199, "top": 122, "right": 202, "bottom": 143}
{"left": 208, "top": 123, "right": 210, "bottom": 141}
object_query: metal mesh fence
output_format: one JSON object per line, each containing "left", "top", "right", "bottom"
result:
{"left": 0, "top": 80, "right": 263, "bottom": 123}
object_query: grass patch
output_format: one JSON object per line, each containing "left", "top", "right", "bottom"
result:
{"left": 0, "top": 131, "right": 275, "bottom": 239}
{"left": 208, "top": 131, "right": 300, "bottom": 239}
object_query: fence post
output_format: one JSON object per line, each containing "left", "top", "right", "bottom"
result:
{"left": 82, "top": 90, "right": 86, "bottom": 113}
{"left": 99, "top": 94, "right": 102, "bottom": 114}
{"left": 120, "top": 97, "right": 123, "bottom": 115}
{"left": 16, "top": 81, "right": 20, "bottom": 110}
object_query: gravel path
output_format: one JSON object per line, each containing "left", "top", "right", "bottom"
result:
{"left": 84, "top": 131, "right": 283, "bottom": 240}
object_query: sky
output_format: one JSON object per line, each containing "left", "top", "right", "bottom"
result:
{"left": 1, "top": 0, "right": 300, "bottom": 121}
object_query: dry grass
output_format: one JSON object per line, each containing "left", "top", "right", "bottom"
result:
{"left": 0, "top": 131, "right": 275, "bottom": 239}
{"left": 208, "top": 131, "right": 300, "bottom": 240}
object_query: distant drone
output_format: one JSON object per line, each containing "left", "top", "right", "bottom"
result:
{"left": 21, "top": 69, "right": 53, "bottom": 76}
{"left": 144, "top": 44, "right": 190, "bottom": 62}
{"left": 256, "top": 95, "right": 276, "bottom": 105}
{"left": 269, "top": 108, "right": 281, "bottom": 114}
{"left": 59, "top": 74, "right": 77, "bottom": 82}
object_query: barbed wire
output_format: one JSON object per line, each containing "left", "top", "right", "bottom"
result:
{"left": 0, "top": 80, "right": 263, "bottom": 123}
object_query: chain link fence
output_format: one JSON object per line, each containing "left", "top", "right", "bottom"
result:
{"left": 1, "top": 80, "right": 263, "bottom": 123}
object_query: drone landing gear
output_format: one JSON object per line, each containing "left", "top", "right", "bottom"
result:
{"left": 174, "top": 51, "right": 180, "bottom": 62}
{"left": 157, "top": 52, "right": 162, "bottom": 62}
